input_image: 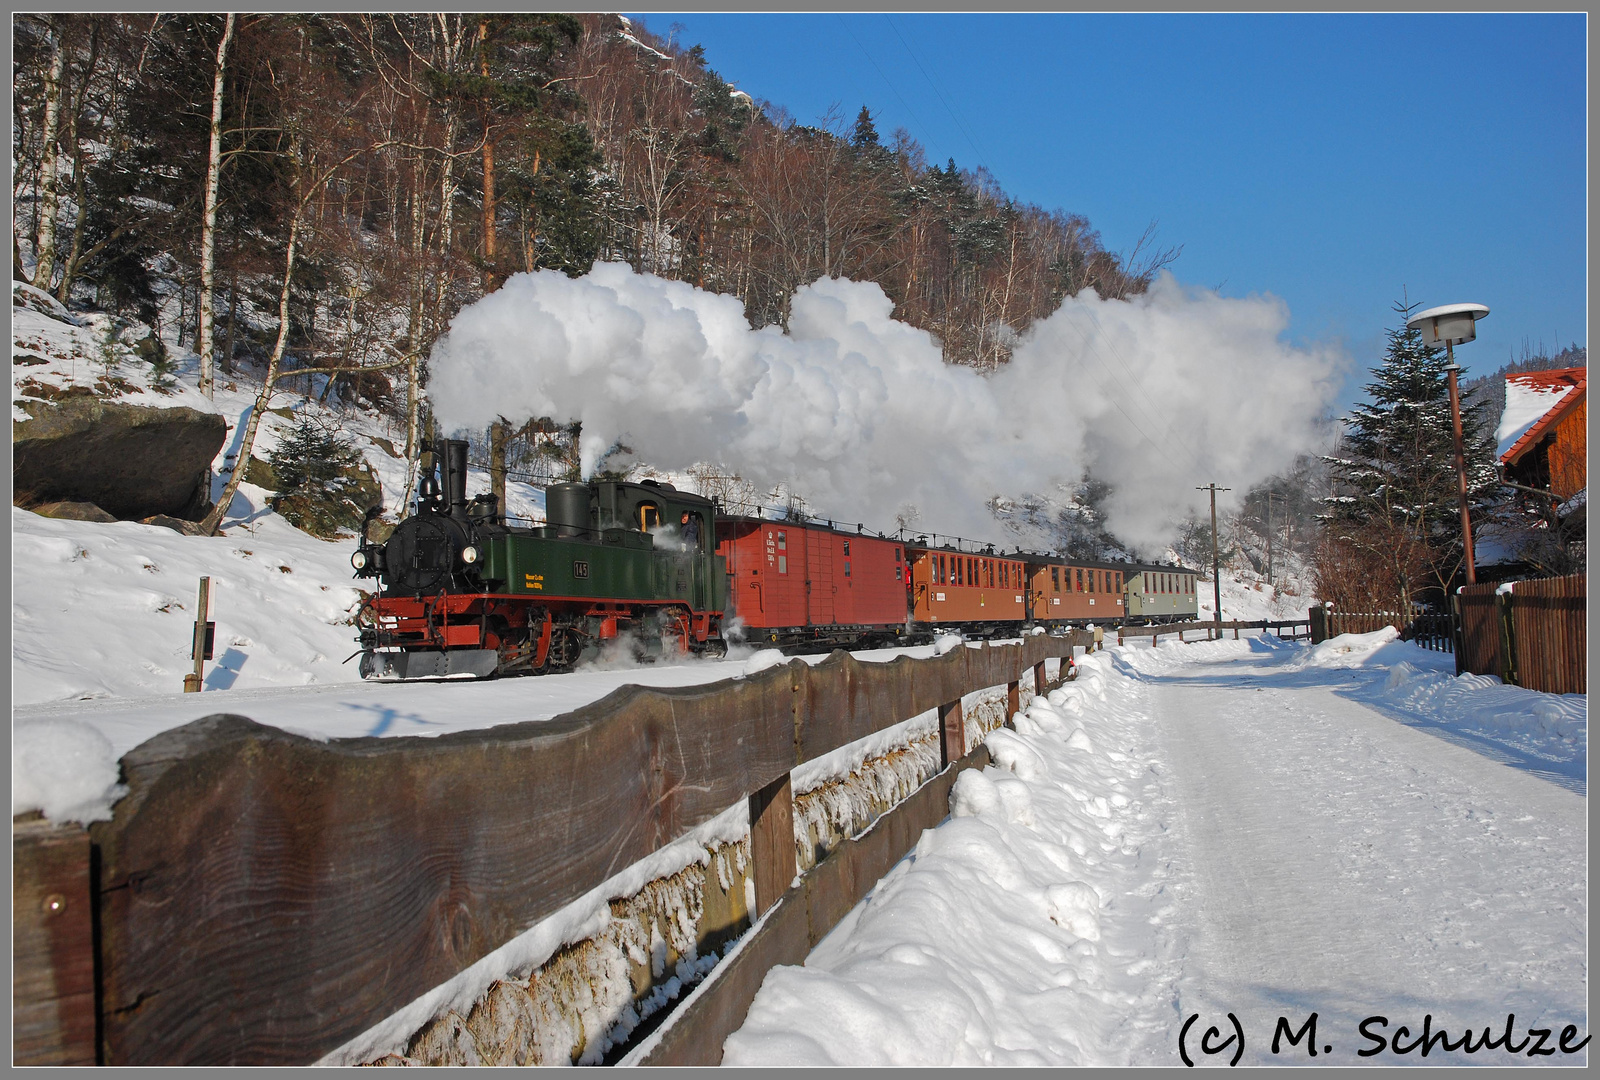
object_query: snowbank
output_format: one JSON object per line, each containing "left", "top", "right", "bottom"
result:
{"left": 1284, "top": 624, "right": 1406, "bottom": 669}
{"left": 723, "top": 652, "right": 1182, "bottom": 1065}
{"left": 1378, "top": 661, "right": 1586, "bottom": 757}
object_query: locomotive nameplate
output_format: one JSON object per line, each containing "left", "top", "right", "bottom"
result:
{"left": 525, "top": 573, "right": 544, "bottom": 591}
{"left": 573, "top": 561, "right": 589, "bottom": 579}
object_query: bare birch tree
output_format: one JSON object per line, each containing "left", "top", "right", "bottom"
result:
{"left": 197, "top": 13, "right": 236, "bottom": 398}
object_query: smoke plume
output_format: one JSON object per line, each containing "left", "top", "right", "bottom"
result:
{"left": 428, "top": 263, "right": 1342, "bottom": 553}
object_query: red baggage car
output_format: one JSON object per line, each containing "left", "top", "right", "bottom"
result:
{"left": 716, "top": 517, "right": 912, "bottom": 649}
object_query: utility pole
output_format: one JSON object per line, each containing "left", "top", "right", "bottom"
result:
{"left": 1264, "top": 491, "right": 1284, "bottom": 588}
{"left": 1197, "top": 483, "right": 1230, "bottom": 627}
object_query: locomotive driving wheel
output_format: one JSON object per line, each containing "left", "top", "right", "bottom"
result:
{"left": 545, "top": 625, "right": 584, "bottom": 673}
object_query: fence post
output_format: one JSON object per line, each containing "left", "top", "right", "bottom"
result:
{"left": 1032, "top": 661, "right": 1047, "bottom": 694}
{"left": 747, "top": 773, "right": 795, "bottom": 918}
{"left": 1449, "top": 594, "right": 1463, "bottom": 675}
{"left": 1309, "top": 606, "right": 1327, "bottom": 644}
{"left": 184, "top": 576, "right": 212, "bottom": 693}
{"left": 938, "top": 700, "right": 965, "bottom": 769}
{"left": 1006, "top": 681, "right": 1020, "bottom": 728}
{"left": 1497, "top": 589, "right": 1518, "bottom": 687}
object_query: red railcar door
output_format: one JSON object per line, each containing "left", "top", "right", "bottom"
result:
{"left": 805, "top": 528, "right": 835, "bottom": 625}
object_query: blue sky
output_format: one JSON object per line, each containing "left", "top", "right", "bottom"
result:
{"left": 627, "top": 12, "right": 1586, "bottom": 408}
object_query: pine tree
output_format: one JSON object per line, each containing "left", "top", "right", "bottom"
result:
{"left": 851, "top": 105, "right": 879, "bottom": 150}
{"left": 1320, "top": 300, "right": 1500, "bottom": 608}
{"left": 267, "top": 414, "right": 373, "bottom": 537}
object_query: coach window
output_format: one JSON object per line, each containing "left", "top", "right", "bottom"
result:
{"left": 1050, "top": 566, "right": 1060, "bottom": 592}
{"left": 843, "top": 540, "right": 851, "bottom": 556}
{"left": 777, "top": 531, "right": 787, "bottom": 551}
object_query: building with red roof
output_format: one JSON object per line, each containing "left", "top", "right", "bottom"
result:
{"left": 1495, "top": 367, "right": 1586, "bottom": 500}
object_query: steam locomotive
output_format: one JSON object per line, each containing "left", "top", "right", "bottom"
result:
{"left": 351, "top": 440, "right": 725, "bottom": 679}
{"left": 350, "top": 439, "right": 1199, "bottom": 679}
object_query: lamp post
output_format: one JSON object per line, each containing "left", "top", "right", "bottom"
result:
{"left": 1406, "top": 302, "right": 1490, "bottom": 585}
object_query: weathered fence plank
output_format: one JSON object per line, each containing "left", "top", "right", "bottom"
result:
{"left": 12, "top": 818, "right": 97, "bottom": 1066}
{"left": 91, "top": 677, "right": 796, "bottom": 1064}
{"left": 69, "top": 637, "right": 1076, "bottom": 1065}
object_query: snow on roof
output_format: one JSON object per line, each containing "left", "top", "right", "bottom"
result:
{"left": 1495, "top": 367, "right": 1585, "bottom": 464}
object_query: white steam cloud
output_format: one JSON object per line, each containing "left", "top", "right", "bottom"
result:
{"left": 428, "top": 262, "right": 1342, "bottom": 553}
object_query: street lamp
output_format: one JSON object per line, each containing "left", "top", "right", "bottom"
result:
{"left": 1406, "top": 302, "right": 1489, "bottom": 585}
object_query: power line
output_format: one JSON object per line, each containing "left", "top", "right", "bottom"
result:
{"left": 835, "top": 14, "right": 935, "bottom": 149}
{"left": 885, "top": 15, "right": 988, "bottom": 167}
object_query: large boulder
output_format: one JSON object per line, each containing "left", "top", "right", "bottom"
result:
{"left": 13, "top": 397, "right": 226, "bottom": 521}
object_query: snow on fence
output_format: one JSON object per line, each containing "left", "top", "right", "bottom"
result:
{"left": 12, "top": 635, "right": 1085, "bottom": 1066}
{"left": 1117, "top": 618, "right": 1312, "bottom": 646}
{"left": 1314, "top": 611, "right": 1454, "bottom": 652}
{"left": 1456, "top": 574, "right": 1586, "bottom": 695}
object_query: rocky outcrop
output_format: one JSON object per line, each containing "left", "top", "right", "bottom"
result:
{"left": 13, "top": 397, "right": 226, "bottom": 521}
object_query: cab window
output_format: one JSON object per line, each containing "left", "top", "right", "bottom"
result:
{"left": 638, "top": 504, "right": 661, "bottom": 531}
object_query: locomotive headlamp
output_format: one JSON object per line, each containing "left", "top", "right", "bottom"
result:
{"left": 351, "top": 550, "right": 368, "bottom": 570}
{"left": 461, "top": 545, "right": 480, "bottom": 565}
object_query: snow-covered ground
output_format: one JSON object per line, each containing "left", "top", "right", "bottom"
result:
{"left": 1195, "top": 564, "right": 1315, "bottom": 623}
{"left": 720, "top": 632, "right": 1587, "bottom": 1066}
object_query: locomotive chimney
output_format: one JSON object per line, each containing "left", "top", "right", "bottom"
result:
{"left": 445, "top": 439, "right": 470, "bottom": 519}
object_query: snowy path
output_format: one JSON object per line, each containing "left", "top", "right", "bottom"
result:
{"left": 1152, "top": 649, "right": 1588, "bottom": 1065}
{"left": 723, "top": 636, "right": 1587, "bottom": 1066}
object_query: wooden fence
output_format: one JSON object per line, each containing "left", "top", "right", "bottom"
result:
{"left": 13, "top": 634, "right": 1088, "bottom": 1066}
{"left": 1457, "top": 574, "right": 1586, "bottom": 694}
{"left": 1116, "top": 618, "right": 1313, "bottom": 646}
{"left": 1307, "top": 609, "right": 1454, "bottom": 653}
